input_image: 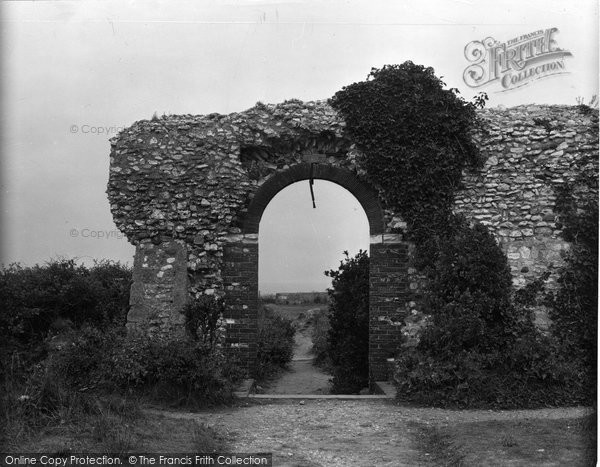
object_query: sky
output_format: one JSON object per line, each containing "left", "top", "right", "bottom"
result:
{"left": 259, "top": 180, "right": 368, "bottom": 293}
{"left": 1, "top": 0, "right": 597, "bottom": 292}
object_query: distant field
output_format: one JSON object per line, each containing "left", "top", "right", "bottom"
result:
{"left": 264, "top": 303, "right": 326, "bottom": 321}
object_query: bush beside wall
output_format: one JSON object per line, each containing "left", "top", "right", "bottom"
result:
{"left": 394, "top": 218, "right": 595, "bottom": 408}
{"left": 325, "top": 250, "right": 370, "bottom": 394}
{"left": 253, "top": 305, "right": 295, "bottom": 381}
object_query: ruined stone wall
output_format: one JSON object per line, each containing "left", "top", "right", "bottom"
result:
{"left": 107, "top": 101, "right": 598, "bottom": 372}
{"left": 456, "top": 105, "right": 598, "bottom": 289}
{"left": 107, "top": 100, "right": 359, "bottom": 306}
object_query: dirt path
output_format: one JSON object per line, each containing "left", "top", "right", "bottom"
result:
{"left": 154, "top": 400, "right": 423, "bottom": 466}
{"left": 263, "top": 309, "right": 331, "bottom": 395}
{"left": 152, "top": 402, "right": 591, "bottom": 467}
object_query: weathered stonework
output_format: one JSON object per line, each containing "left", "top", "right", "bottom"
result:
{"left": 107, "top": 100, "right": 598, "bottom": 380}
{"left": 127, "top": 240, "right": 189, "bottom": 338}
{"left": 456, "top": 105, "right": 598, "bottom": 289}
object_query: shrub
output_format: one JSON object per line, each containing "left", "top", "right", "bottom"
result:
{"left": 140, "top": 338, "right": 240, "bottom": 406}
{"left": 46, "top": 326, "right": 123, "bottom": 389}
{"left": 39, "top": 296, "right": 244, "bottom": 407}
{"left": 181, "top": 296, "right": 225, "bottom": 349}
{"left": 2, "top": 350, "right": 108, "bottom": 442}
{"left": 86, "top": 260, "right": 132, "bottom": 326}
{"left": 254, "top": 305, "right": 295, "bottom": 381}
{"left": 395, "top": 330, "right": 586, "bottom": 408}
{"left": 418, "top": 218, "right": 527, "bottom": 354}
{"left": 44, "top": 328, "right": 240, "bottom": 407}
{"left": 2, "top": 351, "right": 142, "bottom": 450}
{"left": 325, "top": 250, "right": 369, "bottom": 394}
{"left": 394, "top": 219, "right": 590, "bottom": 408}
{"left": 0, "top": 259, "right": 131, "bottom": 366}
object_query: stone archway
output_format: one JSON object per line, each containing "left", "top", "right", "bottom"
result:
{"left": 222, "top": 163, "right": 410, "bottom": 381}
{"left": 108, "top": 99, "right": 423, "bottom": 385}
{"left": 107, "top": 100, "right": 596, "bottom": 386}
{"left": 241, "top": 163, "right": 384, "bottom": 234}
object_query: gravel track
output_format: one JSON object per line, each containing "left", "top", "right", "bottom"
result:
{"left": 150, "top": 401, "right": 592, "bottom": 466}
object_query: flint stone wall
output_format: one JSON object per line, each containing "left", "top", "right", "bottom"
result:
{"left": 456, "top": 105, "right": 598, "bottom": 291}
{"left": 107, "top": 100, "right": 598, "bottom": 375}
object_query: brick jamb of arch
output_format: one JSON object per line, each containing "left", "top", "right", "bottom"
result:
{"left": 242, "top": 163, "right": 385, "bottom": 235}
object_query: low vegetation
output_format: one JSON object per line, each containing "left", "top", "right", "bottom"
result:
{"left": 253, "top": 304, "right": 295, "bottom": 381}
{"left": 0, "top": 259, "right": 237, "bottom": 450}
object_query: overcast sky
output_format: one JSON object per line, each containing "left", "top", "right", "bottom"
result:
{"left": 1, "top": 0, "right": 597, "bottom": 292}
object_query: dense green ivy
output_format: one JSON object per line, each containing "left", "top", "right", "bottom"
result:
{"left": 549, "top": 173, "right": 598, "bottom": 392}
{"left": 330, "top": 62, "right": 486, "bottom": 243}
{"left": 418, "top": 218, "right": 520, "bottom": 354}
{"left": 328, "top": 63, "right": 595, "bottom": 407}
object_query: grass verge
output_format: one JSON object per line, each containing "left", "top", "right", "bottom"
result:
{"left": 411, "top": 414, "right": 596, "bottom": 466}
{"left": 6, "top": 398, "right": 227, "bottom": 453}
{"left": 410, "top": 422, "right": 466, "bottom": 466}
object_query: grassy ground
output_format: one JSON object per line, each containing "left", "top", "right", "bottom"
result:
{"left": 413, "top": 414, "right": 596, "bottom": 466}
{"left": 9, "top": 406, "right": 226, "bottom": 453}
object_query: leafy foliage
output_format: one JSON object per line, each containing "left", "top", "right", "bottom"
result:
{"left": 330, "top": 62, "right": 484, "bottom": 244}
{"left": 43, "top": 325, "right": 242, "bottom": 407}
{"left": 0, "top": 259, "right": 131, "bottom": 369}
{"left": 0, "top": 259, "right": 131, "bottom": 336}
{"left": 328, "top": 64, "right": 496, "bottom": 396}
{"left": 1, "top": 259, "right": 243, "bottom": 423}
{"left": 325, "top": 250, "right": 370, "bottom": 394}
{"left": 395, "top": 335, "right": 588, "bottom": 408}
{"left": 329, "top": 62, "right": 590, "bottom": 408}
{"left": 254, "top": 305, "right": 295, "bottom": 381}
{"left": 548, "top": 176, "right": 598, "bottom": 397}
{"left": 395, "top": 219, "right": 592, "bottom": 408}
{"left": 181, "top": 296, "right": 224, "bottom": 349}
{"left": 418, "top": 218, "right": 526, "bottom": 354}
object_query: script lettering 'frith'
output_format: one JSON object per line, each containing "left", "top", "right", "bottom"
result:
{"left": 463, "top": 28, "right": 573, "bottom": 91}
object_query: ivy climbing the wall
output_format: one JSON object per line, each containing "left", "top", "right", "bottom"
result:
{"left": 330, "top": 62, "right": 486, "bottom": 244}
{"left": 549, "top": 172, "right": 598, "bottom": 401}
{"left": 330, "top": 62, "right": 593, "bottom": 407}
